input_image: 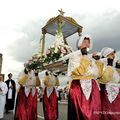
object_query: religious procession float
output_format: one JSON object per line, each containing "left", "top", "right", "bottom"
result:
{"left": 24, "top": 9, "right": 82, "bottom": 77}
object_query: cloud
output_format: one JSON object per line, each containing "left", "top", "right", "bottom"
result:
{"left": 7, "top": 20, "right": 44, "bottom": 62}
{"left": 65, "top": 10, "right": 120, "bottom": 52}
{"left": 6, "top": 10, "right": 120, "bottom": 63}
{"left": 83, "top": 10, "right": 120, "bottom": 51}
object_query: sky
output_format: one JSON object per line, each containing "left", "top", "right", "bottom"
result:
{"left": 0, "top": 0, "right": 120, "bottom": 81}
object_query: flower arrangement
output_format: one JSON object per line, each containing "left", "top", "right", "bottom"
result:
{"left": 24, "top": 54, "right": 45, "bottom": 71}
{"left": 44, "top": 44, "right": 72, "bottom": 64}
{"left": 24, "top": 27, "right": 73, "bottom": 70}
{"left": 43, "top": 29, "right": 73, "bottom": 64}
{"left": 24, "top": 43, "right": 72, "bottom": 71}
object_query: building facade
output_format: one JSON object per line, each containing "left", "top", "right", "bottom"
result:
{"left": 0, "top": 53, "right": 3, "bottom": 74}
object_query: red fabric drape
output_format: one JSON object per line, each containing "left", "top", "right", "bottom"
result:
{"left": 15, "top": 87, "right": 38, "bottom": 120}
{"left": 100, "top": 84, "right": 120, "bottom": 120}
{"left": 68, "top": 80, "right": 101, "bottom": 120}
{"left": 43, "top": 87, "right": 58, "bottom": 120}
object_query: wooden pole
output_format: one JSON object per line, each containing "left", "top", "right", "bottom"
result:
{"left": 42, "top": 33, "right": 45, "bottom": 55}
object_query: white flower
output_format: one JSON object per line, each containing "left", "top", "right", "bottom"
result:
{"left": 64, "top": 45, "right": 68, "bottom": 48}
{"left": 61, "top": 47, "right": 66, "bottom": 54}
{"left": 54, "top": 47, "right": 58, "bottom": 53}
{"left": 51, "top": 45, "right": 55, "bottom": 48}
{"left": 60, "top": 53, "right": 64, "bottom": 57}
{"left": 46, "top": 49, "right": 51, "bottom": 55}
{"left": 33, "top": 58, "right": 38, "bottom": 62}
{"left": 37, "top": 54, "right": 41, "bottom": 58}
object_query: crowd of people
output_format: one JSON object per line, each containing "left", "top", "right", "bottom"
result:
{"left": 0, "top": 73, "right": 16, "bottom": 120}
{"left": 66, "top": 35, "right": 120, "bottom": 120}
{"left": 0, "top": 34, "right": 120, "bottom": 120}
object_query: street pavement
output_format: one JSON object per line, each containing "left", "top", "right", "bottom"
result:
{"left": 37, "top": 100, "right": 68, "bottom": 120}
{"left": 3, "top": 100, "right": 68, "bottom": 120}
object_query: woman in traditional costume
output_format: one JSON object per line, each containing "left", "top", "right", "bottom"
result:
{"left": 14, "top": 69, "right": 41, "bottom": 120}
{"left": 62, "top": 35, "right": 92, "bottom": 77}
{"left": 68, "top": 35, "right": 101, "bottom": 120}
{"left": 43, "top": 71, "right": 60, "bottom": 120}
{"left": 99, "top": 47, "right": 120, "bottom": 120}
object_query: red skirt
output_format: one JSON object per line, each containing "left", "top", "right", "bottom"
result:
{"left": 43, "top": 87, "right": 58, "bottom": 120}
{"left": 68, "top": 80, "right": 101, "bottom": 120}
{"left": 14, "top": 87, "right": 38, "bottom": 120}
{"left": 100, "top": 84, "right": 120, "bottom": 120}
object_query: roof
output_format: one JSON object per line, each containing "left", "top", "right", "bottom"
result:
{"left": 42, "top": 15, "right": 83, "bottom": 38}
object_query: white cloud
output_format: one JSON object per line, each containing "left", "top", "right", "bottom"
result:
{"left": 2, "top": 55, "right": 24, "bottom": 80}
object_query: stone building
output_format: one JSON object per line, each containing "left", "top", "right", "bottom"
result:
{"left": 0, "top": 53, "right": 3, "bottom": 73}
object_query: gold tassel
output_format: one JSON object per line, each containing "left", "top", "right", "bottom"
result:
{"left": 36, "top": 76, "right": 41, "bottom": 86}
{"left": 18, "top": 75, "right": 28, "bottom": 86}
{"left": 55, "top": 78, "right": 60, "bottom": 86}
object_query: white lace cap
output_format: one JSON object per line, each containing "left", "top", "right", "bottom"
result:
{"left": 78, "top": 34, "right": 93, "bottom": 50}
{"left": 101, "top": 47, "right": 114, "bottom": 58}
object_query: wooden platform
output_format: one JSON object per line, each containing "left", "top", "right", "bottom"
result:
{"left": 43, "top": 60, "right": 67, "bottom": 72}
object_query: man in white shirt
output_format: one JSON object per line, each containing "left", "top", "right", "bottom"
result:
{"left": 0, "top": 74, "right": 8, "bottom": 119}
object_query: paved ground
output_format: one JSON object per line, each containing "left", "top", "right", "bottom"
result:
{"left": 3, "top": 100, "right": 68, "bottom": 120}
{"left": 37, "top": 100, "right": 67, "bottom": 120}
{"left": 3, "top": 112, "right": 14, "bottom": 120}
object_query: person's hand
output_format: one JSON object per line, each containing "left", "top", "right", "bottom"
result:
{"left": 45, "top": 71, "right": 49, "bottom": 76}
{"left": 81, "top": 48, "right": 87, "bottom": 55}
{"left": 9, "top": 85, "right": 13, "bottom": 89}
{"left": 24, "top": 68, "right": 28, "bottom": 74}
{"left": 92, "top": 51, "right": 97, "bottom": 56}
{"left": 35, "top": 70, "right": 38, "bottom": 76}
{"left": 107, "top": 58, "right": 113, "bottom": 66}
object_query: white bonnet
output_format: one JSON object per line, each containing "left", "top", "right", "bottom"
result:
{"left": 101, "top": 47, "right": 115, "bottom": 58}
{"left": 78, "top": 34, "right": 93, "bottom": 50}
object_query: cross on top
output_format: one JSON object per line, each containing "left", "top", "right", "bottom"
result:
{"left": 58, "top": 9, "right": 65, "bottom": 16}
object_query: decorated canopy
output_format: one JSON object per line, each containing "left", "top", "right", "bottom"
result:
{"left": 25, "top": 9, "right": 83, "bottom": 73}
{"left": 42, "top": 9, "right": 82, "bottom": 38}
{"left": 40, "top": 9, "right": 83, "bottom": 55}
